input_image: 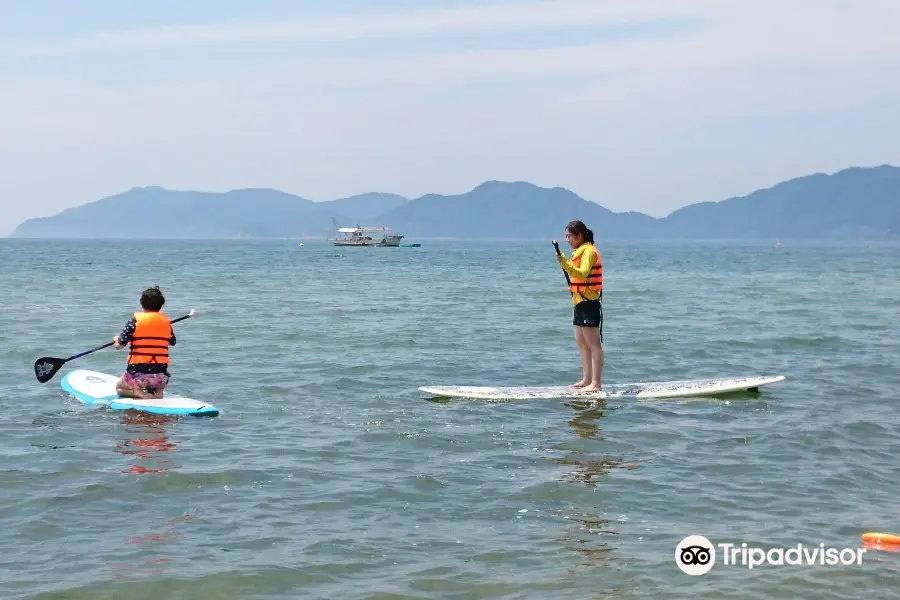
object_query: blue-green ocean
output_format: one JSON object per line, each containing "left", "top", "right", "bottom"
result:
{"left": 1, "top": 238, "right": 899, "bottom": 599}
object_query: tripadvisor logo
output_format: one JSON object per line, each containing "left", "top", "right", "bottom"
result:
{"left": 676, "top": 535, "right": 715, "bottom": 575}
{"left": 675, "top": 535, "right": 867, "bottom": 574}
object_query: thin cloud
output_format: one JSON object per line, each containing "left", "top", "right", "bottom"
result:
{"left": 118, "top": 2, "right": 900, "bottom": 94}
{"left": 8, "top": 0, "right": 899, "bottom": 81}
{"left": 3, "top": 0, "right": 899, "bottom": 121}
{"left": 13, "top": 0, "right": 718, "bottom": 56}
{"left": 3, "top": 0, "right": 899, "bottom": 138}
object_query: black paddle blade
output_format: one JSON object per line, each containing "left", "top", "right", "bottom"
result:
{"left": 34, "top": 357, "right": 66, "bottom": 383}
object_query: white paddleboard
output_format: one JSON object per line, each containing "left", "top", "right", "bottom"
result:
{"left": 419, "top": 375, "right": 785, "bottom": 401}
{"left": 61, "top": 369, "right": 219, "bottom": 416}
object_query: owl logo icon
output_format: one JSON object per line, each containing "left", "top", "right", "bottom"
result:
{"left": 675, "top": 535, "right": 716, "bottom": 575}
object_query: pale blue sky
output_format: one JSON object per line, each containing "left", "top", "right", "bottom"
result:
{"left": 2, "top": 0, "right": 899, "bottom": 234}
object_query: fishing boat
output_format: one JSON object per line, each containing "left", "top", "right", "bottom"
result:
{"left": 328, "top": 218, "right": 405, "bottom": 247}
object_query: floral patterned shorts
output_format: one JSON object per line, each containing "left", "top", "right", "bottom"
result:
{"left": 121, "top": 371, "right": 170, "bottom": 392}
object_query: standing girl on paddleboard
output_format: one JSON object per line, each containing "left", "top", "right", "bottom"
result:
{"left": 555, "top": 220, "right": 603, "bottom": 392}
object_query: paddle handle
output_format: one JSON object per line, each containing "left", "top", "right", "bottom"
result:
{"left": 171, "top": 310, "right": 196, "bottom": 325}
{"left": 552, "top": 240, "right": 572, "bottom": 285}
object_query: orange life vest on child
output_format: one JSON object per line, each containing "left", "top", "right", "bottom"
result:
{"left": 127, "top": 311, "right": 172, "bottom": 364}
{"left": 568, "top": 244, "right": 603, "bottom": 298}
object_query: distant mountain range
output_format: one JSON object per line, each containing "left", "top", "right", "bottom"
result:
{"left": 9, "top": 164, "right": 900, "bottom": 240}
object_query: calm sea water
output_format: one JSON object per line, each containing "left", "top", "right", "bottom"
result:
{"left": 1, "top": 238, "right": 899, "bottom": 599}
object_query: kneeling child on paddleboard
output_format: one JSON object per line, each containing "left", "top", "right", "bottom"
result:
{"left": 112, "top": 286, "right": 177, "bottom": 399}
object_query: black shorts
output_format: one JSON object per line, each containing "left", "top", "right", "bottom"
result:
{"left": 573, "top": 299, "right": 602, "bottom": 328}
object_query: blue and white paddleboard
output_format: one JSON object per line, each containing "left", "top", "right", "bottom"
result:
{"left": 61, "top": 369, "right": 219, "bottom": 416}
{"left": 419, "top": 375, "right": 785, "bottom": 401}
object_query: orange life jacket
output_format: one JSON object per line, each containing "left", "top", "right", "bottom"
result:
{"left": 568, "top": 244, "right": 603, "bottom": 297}
{"left": 127, "top": 311, "right": 171, "bottom": 364}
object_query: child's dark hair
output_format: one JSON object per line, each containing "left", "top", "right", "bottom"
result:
{"left": 140, "top": 286, "right": 165, "bottom": 311}
{"left": 566, "top": 220, "right": 594, "bottom": 244}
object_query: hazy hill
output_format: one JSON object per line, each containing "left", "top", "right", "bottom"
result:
{"left": 322, "top": 192, "right": 409, "bottom": 222}
{"left": 372, "top": 180, "right": 661, "bottom": 239}
{"left": 9, "top": 187, "right": 404, "bottom": 239}
{"left": 9, "top": 165, "right": 900, "bottom": 240}
{"left": 658, "top": 164, "right": 900, "bottom": 240}
{"left": 9, "top": 187, "right": 344, "bottom": 239}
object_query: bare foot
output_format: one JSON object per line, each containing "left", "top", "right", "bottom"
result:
{"left": 569, "top": 380, "right": 590, "bottom": 388}
{"left": 117, "top": 385, "right": 155, "bottom": 399}
{"left": 579, "top": 383, "right": 602, "bottom": 394}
